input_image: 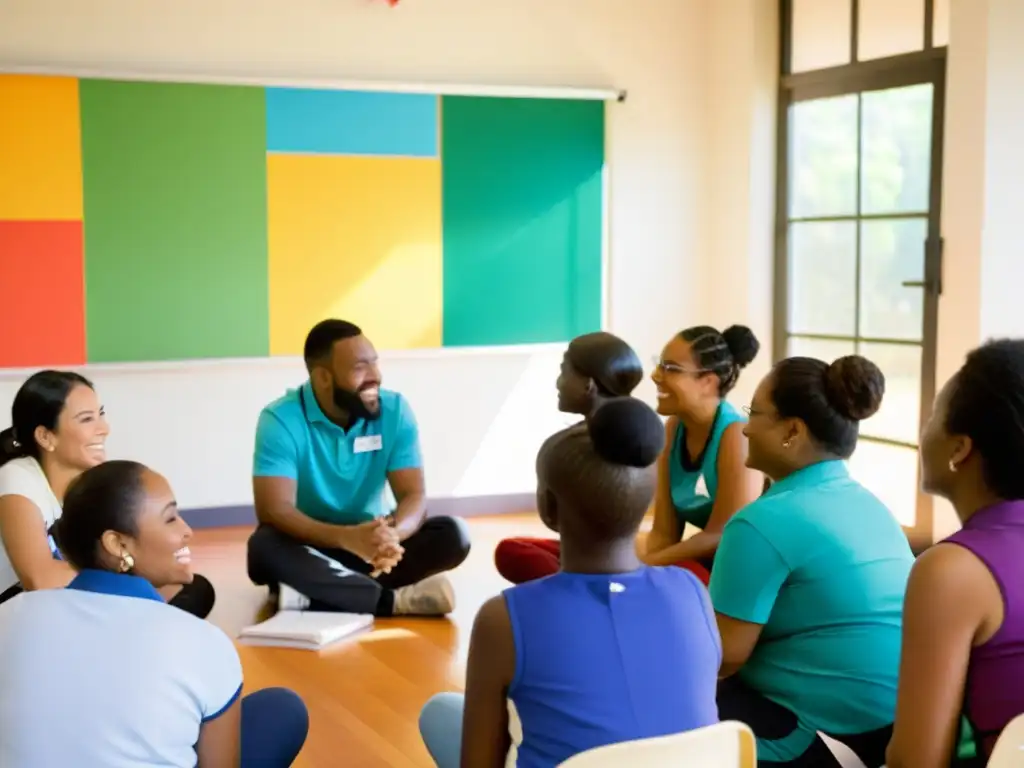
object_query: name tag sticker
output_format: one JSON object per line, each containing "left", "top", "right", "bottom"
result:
{"left": 353, "top": 435, "right": 383, "bottom": 454}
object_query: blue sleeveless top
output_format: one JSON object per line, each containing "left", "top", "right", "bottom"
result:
{"left": 669, "top": 400, "right": 746, "bottom": 530}
{"left": 504, "top": 567, "right": 721, "bottom": 767}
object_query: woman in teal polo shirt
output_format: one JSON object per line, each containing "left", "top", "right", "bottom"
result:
{"left": 710, "top": 354, "right": 914, "bottom": 766}
{"left": 642, "top": 325, "right": 765, "bottom": 582}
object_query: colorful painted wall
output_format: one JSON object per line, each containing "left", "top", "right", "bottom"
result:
{"left": 0, "top": 74, "right": 605, "bottom": 367}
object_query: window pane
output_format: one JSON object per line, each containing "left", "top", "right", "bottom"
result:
{"left": 790, "top": 95, "right": 859, "bottom": 218}
{"left": 858, "top": 341, "right": 922, "bottom": 445}
{"left": 791, "top": 0, "right": 852, "bottom": 73}
{"left": 861, "top": 84, "right": 934, "bottom": 215}
{"left": 933, "top": 0, "right": 950, "bottom": 47}
{"left": 848, "top": 439, "right": 919, "bottom": 527}
{"left": 858, "top": 0, "right": 925, "bottom": 60}
{"left": 787, "top": 336, "right": 856, "bottom": 362}
{"left": 859, "top": 217, "right": 927, "bottom": 341}
{"left": 788, "top": 222, "right": 857, "bottom": 336}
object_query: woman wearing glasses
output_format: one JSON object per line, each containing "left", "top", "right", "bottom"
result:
{"left": 641, "top": 325, "right": 765, "bottom": 582}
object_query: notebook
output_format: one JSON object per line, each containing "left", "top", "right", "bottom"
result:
{"left": 238, "top": 610, "right": 374, "bottom": 650}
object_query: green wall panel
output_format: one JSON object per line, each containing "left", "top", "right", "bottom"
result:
{"left": 81, "top": 80, "right": 269, "bottom": 363}
{"left": 441, "top": 96, "right": 604, "bottom": 347}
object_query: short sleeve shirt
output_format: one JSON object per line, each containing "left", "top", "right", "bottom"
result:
{"left": 0, "top": 569, "right": 242, "bottom": 767}
{"left": 253, "top": 382, "right": 423, "bottom": 525}
{"left": 710, "top": 460, "right": 913, "bottom": 754}
{"left": 0, "top": 457, "right": 62, "bottom": 591}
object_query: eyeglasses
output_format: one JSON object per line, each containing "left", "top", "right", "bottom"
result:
{"left": 652, "top": 356, "right": 707, "bottom": 376}
{"left": 742, "top": 405, "right": 774, "bottom": 418}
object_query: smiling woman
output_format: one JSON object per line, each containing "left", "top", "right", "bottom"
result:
{"left": 0, "top": 370, "right": 214, "bottom": 617}
{"left": 0, "top": 460, "right": 309, "bottom": 768}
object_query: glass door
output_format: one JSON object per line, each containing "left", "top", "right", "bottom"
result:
{"left": 782, "top": 79, "right": 942, "bottom": 535}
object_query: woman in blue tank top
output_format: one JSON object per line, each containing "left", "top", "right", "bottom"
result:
{"left": 889, "top": 339, "right": 1024, "bottom": 768}
{"left": 643, "top": 325, "right": 766, "bottom": 580}
{"left": 418, "top": 399, "right": 721, "bottom": 767}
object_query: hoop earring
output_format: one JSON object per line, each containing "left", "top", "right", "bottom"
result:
{"left": 948, "top": 459, "right": 959, "bottom": 473}
{"left": 118, "top": 552, "right": 135, "bottom": 573}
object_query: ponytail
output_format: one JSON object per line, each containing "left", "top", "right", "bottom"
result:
{"left": 0, "top": 427, "right": 28, "bottom": 469}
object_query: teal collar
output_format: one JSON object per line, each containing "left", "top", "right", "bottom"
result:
{"left": 764, "top": 459, "right": 849, "bottom": 497}
{"left": 299, "top": 381, "right": 330, "bottom": 426}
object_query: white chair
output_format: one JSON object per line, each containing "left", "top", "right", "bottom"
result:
{"left": 557, "top": 721, "right": 756, "bottom": 767}
{"left": 987, "top": 712, "right": 1024, "bottom": 767}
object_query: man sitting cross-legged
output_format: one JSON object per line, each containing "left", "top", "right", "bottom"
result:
{"left": 247, "top": 319, "right": 471, "bottom": 617}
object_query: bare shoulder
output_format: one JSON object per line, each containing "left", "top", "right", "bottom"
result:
{"left": 473, "top": 595, "right": 512, "bottom": 637}
{"left": 910, "top": 542, "right": 997, "bottom": 603}
{"left": 719, "top": 421, "right": 747, "bottom": 450}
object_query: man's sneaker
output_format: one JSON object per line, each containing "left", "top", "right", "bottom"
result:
{"left": 393, "top": 574, "right": 455, "bottom": 616}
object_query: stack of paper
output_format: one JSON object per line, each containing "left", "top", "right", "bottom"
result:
{"left": 238, "top": 611, "right": 374, "bottom": 650}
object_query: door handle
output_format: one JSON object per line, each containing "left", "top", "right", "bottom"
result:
{"left": 900, "top": 236, "right": 944, "bottom": 296}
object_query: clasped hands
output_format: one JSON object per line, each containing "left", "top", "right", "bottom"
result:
{"left": 347, "top": 517, "right": 403, "bottom": 578}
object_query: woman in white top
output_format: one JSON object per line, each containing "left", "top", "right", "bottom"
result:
{"left": 0, "top": 459, "right": 309, "bottom": 767}
{"left": 0, "top": 370, "right": 214, "bottom": 616}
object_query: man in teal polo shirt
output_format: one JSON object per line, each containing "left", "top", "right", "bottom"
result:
{"left": 247, "top": 319, "right": 471, "bottom": 617}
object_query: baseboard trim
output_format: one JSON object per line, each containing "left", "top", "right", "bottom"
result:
{"left": 181, "top": 492, "right": 535, "bottom": 529}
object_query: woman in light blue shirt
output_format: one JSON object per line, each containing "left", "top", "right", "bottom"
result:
{"left": 710, "top": 355, "right": 914, "bottom": 766}
{"left": 0, "top": 460, "right": 309, "bottom": 767}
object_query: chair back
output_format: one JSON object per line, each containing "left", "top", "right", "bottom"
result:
{"left": 557, "top": 721, "right": 756, "bottom": 767}
{"left": 987, "top": 713, "right": 1024, "bottom": 767}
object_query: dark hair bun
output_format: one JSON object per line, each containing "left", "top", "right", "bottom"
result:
{"left": 824, "top": 355, "right": 885, "bottom": 421}
{"left": 588, "top": 398, "right": 663, "bottom": 468}
{"left": 722, "top": 325, "right": 760, "bottom": 368}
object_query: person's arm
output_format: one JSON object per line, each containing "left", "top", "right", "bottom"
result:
{"left": 645, "top": 423, "right": 762, "bottom": 565}
{"left": 195, "top": 632, "right": 244, "bottom": 768}
{"left": 0, "top": 495, "right": 76, "bottom": 590}
{"left": 461, "top": 595, "right": 515, "bottom": 768}
{"left": 708, "top": 517, "right": 789, "bottom": 678}
{"left": 385, "top": 396, "right": 427, "bottom": 541}
{"left": 251, "top": 410, "right": 349, "bottom": 550}
{"left": 643, "top": 418, "right": 683, "bottom": 558}
{"left": 196, "top": 696, "right": 241, "bottom": 768}
{"left": 886, "top": 544, "right": 997, "bottom": 768}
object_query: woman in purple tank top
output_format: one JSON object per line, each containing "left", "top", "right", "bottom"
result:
{"left": 888, "top": 339, "right": 1024, "bottom": 768}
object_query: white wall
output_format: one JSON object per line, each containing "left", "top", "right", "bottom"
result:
{"left": 0, "top": 0, "right": 779, "bottom": 513}
{"left": 933, "top": 0, "right": 1024, "bottom": 536}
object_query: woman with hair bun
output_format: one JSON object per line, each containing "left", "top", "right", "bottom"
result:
{"left": 641, "top": 325, "right": 766, "bottom": 582}
{"left": 710, "top": 355, "right": 914, "bottom": 766}
{"left": 494, "top": 331, "right": 646, "bottom": 584}
{"left": 421, "top": 398, "right": 720, "bottom": 768}
{"left": 0, "top": 460, "right": 308, "bottom": 767}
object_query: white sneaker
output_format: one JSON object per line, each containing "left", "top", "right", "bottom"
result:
{"left": 277, "top": 583, "right": 311, "bottom": 611}
{"left": 393, "top": 574, "right": 455, "bottom": 616}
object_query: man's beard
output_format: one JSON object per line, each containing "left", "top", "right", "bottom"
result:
{"left": 333, "top": 383, "right": 381, "bottom": 422}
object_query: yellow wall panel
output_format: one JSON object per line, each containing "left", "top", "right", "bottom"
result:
{"left": 0, "top": 75, "right": 83, "bottom": 220}
{"left": 267, "top": 153, "right": 442, "bottom": 355}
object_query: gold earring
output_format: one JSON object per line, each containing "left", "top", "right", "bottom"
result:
{"left": 782, "top": 439, "right": 792, "bottom": 449}
{"left": 119, "top": 552, "right": 135, "bottom": 573}
{"left": 949, "top": 459, "right": 959, "bottom": 473}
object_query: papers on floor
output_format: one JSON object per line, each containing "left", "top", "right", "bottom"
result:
{"left": 238, "top": 610, "right": 374, "bottom": 650}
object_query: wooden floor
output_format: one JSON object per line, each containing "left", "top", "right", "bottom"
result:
{"left": 192, "top": 513, "right": 548, "bottom": 768}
